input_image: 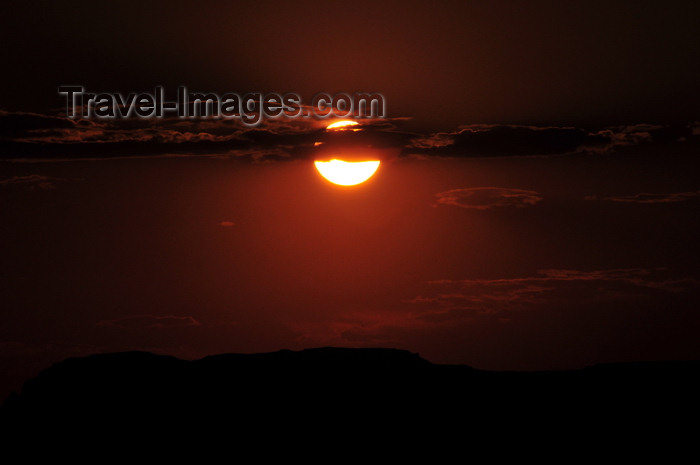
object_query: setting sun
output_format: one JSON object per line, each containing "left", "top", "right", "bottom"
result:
{"left": 314, "top": 159, "right": 380, "bottom": 186}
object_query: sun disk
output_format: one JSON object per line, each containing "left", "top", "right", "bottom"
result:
{"left": 314, "top": 159, "right": 380, "bottom": 186}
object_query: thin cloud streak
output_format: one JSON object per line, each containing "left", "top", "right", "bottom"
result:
{"left": 406, "top": 123, "right": 698, "bottom": 157}
{"left": 405, "top": 268, "right": 700, "bottom": 322}
{"left": 435, "top": 187, "right": 543, "bottom": 209}
{"left": 0, "top": 174, "right": 65, "bottom": 189}
{"left": 587, "top": 190, "right": 700, "bottom": 204}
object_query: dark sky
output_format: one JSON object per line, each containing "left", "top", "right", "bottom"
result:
{"left": 1, "top": 1, "right": 700, "bottom": 399}
{"left": 2, "top": 0, "right": 699, "bottom": 127}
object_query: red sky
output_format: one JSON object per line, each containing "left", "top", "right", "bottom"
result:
{"left": 3, "top": 143, "right": 700, "bottom": 398}
{"left": 1, "top": 0, "right": 700, "bottom": 399}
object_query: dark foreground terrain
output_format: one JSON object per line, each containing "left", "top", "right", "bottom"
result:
{"left": 1, "top": 348, "right": 698, "bottom": 453}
